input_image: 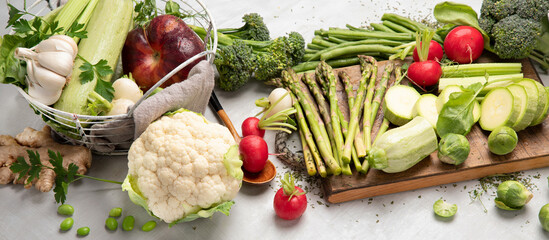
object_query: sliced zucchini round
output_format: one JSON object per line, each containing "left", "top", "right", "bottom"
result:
{"left": 382, "top": 85, "right": 420, "bottom": 126}
{"left": 413, "top": 94, "right": 438, "bottom": 129}
{"left": 530, "top": 80, "right": 548, "bottom": 126}
{"left": 514, "top": 79, "right": 539, "bottom": 130}
{"left": 506, "top": 84, "right": 528, "bottom": 131}
{"left": 531, "top": 86, "right": 549, "bottom": 126}
{"left": 473, "top": 100, "right": 481, "bottom": 123}
{"left": 479, "top": 88, "right": 517, "bottom": 131}
{"left": 436, "top": 85, "right": 462, "bottom": 113}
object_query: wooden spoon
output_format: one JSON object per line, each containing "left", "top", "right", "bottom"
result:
{"left": 209, "top": 91, "right": 276, "bottom": 184}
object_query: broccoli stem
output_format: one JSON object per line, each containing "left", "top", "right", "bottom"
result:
{"left": 441, "top": 63, "right": 523, "bottom": 77}
{"left": 529, "top": 51, "right": 549, "bottom": 71}
{"left": 370, "top": 23, "right": 396, "bottom": 33}
{"left": 370, "top": 63, "right": 394, "bottom": 124}
{"left": 341, "top": 56, "right": 374, "bottom": 164}
{"left": 283, "top": 71, "right": 341, "bottom": 175}
{"left": 320, "top": 44, "right": 400, "bottom": 61}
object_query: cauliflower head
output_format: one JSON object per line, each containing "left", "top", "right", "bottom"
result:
{"left": 122, "top": 109, "right": 243, "bottom": 225}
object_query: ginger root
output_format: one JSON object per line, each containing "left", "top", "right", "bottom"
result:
{"left": 0, "top": 126, "right": 92, "bottom": 192}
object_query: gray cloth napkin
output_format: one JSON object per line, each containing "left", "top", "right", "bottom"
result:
{"left": 87, "top": 60, "right": 215, "bottom": 153}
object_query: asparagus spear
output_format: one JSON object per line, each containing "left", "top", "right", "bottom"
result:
{"left": 292, "top": 92, "right": 326, "bottom": 177}
{"left": 361, "top": 57, "right": 378, "bottom": 152}
{"left": 320, "top": 62, "right": 346, "bottom": 163}
{"left": 283, "top": 70, "right": 341, "bottom": 175}
{"left": 338, "top": 71, "right": 367, "bottom": 159}
{"left": 370, "top": 62, "right": 394, "bottom": 124}
{"left": 372, "top": 65, "right": 405, "bottom": 145}
{"left": 299, "top": 130, "right": 318, "bottom": 176}
{"left": 341, "top": 56, "right": 373, "bottom": 163}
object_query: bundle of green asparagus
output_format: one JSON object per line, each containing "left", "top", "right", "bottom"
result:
{"left": 278, "top": 56, "right": 405, "bottom": 176}
{"left": 292, "top": 13, "right": 441, "bottom": 73}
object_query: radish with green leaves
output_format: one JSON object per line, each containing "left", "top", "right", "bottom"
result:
{"left": 412, "top": 40, "right": 443, "bottom": 62}
{"left": 242, "top": 88, "right": 296, "bottom": 137}
{"left": 407, "top": 30, "right": 442, "bottom": 89}
{"left": 273, "top": 173, "right": 307, "bottom": 220}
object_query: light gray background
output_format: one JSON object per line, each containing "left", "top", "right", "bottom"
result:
{"left": 1, "top": 0, "right": 549, "bottom": 239}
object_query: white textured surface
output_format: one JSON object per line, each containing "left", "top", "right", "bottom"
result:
{"left": 1, "top": 1, "right": 549, "bottom": 239}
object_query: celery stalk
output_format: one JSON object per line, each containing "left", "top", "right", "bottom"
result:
{"left": 441, "top": 63, "right": 522, "bottom": 78}
{"left": 73, "top": 0, "right": 100, "bottom": 43}
{"left": 438, "top": 73, "right": 524, "bottom": 93}
{"left": 54, "top": 0, "right": 92, "bottom": 33}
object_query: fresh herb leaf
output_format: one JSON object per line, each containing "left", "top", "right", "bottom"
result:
{"left": 165, "top": 0, "right": 184, "bottom": 18}
{"left": 94, "top": 79, "right": 115, "bottom": 102}
{"left": 7, "top": 4, "right": 24, "bottom": 28}
{"left": 12, "top": 19, "right": 33, "bottom": 34}
{"left": 65, "top": 22, "right": 87, "bottom": 39}
{"left": 79, "top": 61, "right": 95, "bottom": 83}
{"left": 94, "top": 59, "right": 114, "bottom": 77}
{"left": 134, "top": 0, "right": 158, "bottom": 26}
{"left": 436, "top": 83, "right": 483, "bottom": 137}
{"left": 10, "top": 156, "right": 32, "bottom": 181}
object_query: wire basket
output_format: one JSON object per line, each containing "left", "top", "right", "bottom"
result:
{"left": 11, "top": 0, "right": 218, "bottom": 155}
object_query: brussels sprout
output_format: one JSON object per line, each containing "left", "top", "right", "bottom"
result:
{"left": 488, "top": 126, "right": 518, "bottom": 155}
{"left": 494, "top": 180, "right": 533, "bottom": 210}
{"left": 539, "top": 204, "right": 549, "bottom": 232}
{"left": 433, "top": 199, "right": 457, "bottom": 217}
{"left": 438, "top": 133, "right": 470, "bottom": 165}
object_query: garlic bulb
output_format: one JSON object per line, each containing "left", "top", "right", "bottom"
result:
{"left": 14, "top": 35, "right": 77, "bottom": 105}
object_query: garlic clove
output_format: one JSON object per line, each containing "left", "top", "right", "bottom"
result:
{"left": 34, "top": 38, "right": 76, "bottom": 58}
{"left": 24, "top": 59, "right": 39, "bottom": 87}
{"left": 48, "top": 35, "right": 78, "bottom": 58}
{"left": 36, "top": 51, "right": 74, "bottom": 77}
{"left": 32, "top": 61, "right": 67, "bottom": 91}
{"left": 28, "top": 83, "right": 63, "bottom": 106}
{"left": 14, "top": 47, "right": 37, "bottom": 60}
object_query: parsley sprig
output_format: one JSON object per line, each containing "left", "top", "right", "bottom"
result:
{"left": 10, "top": 150, "right": 122, "bottom": 204}
{"left": 78, "top": 57, "right": 115, "bottom": 102}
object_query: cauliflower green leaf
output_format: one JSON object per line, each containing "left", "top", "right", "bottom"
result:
{"left": 168, "top": 201, "right": 235, "bottom": 227}
{"left": 223, "top": 145, "right": 244, "bottom": 180}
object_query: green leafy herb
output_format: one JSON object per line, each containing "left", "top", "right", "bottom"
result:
{"left": 134, "top": 0, "right": 158, "bottom": 26}
{"left": 7, "top": 4, "right": 24, "bottom": 27}
{"left": 78, "top": 58, "right": 115, "bottom": 101}
{"left": 10, "top": 150, "right": 122, "bottom": 204}
{"left": 165, "top": 0, "right": 183, "bottom": 18}
{"left": 65, "top": 22, "right": 87, "bottom": 39}
{"left": 0, "top": 35, "right": 27, "bottom": 86}
{"left": 436, "top": 82, "right": 483, "bottom": 137}
{"left": 94, "top": 77, "right": 115, "bottom": 102}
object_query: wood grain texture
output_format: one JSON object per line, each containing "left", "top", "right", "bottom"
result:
{"left": 320, "top": 54, "right": 549, "bottom": 203}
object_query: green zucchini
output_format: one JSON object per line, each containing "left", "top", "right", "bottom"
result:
{"left": 506, "top": 84, "right": 529, "bottom": 131}
{"left": 530, "top": 86, "right": 549, "bottom": 126}
{"left": 513, "top": 79, "right": 539, "bottom": 130}
{"left": 479, "top": 88, "right": 518, "bottom": 131}
{"left": 54, "top": 0, "right": 133, "bottom": 115}
{"left": 530, "top": 80, "right": 548, "bottom": 126}
{"left": 368, "top": 116, "right": 438, "bottom": 173}
{"left": 382, "top": 85, "right": 420, "bottom": 126}
{"left": 412, "top": 94, "right": 438, "bottom": 129}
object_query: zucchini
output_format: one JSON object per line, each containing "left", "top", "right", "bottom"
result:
{"left": 368, "top": 116, "right": 438, "bottom": 173}
{"left": 472, "top": 100, "right": 481, "bottom": 123}
{"left": 513, "top": 79, "right": 539, "bottom": 130}
{"left": 506, "top": 84, "right": 529, "bottom": 131}
{"left": 412, "top": 94, "right": 438, "bottom": 129}
{"left": 531, "top": 86, "right": 549, "bottom": 126}
{"left": 54, "top": 0, "right": 133, "bottom": 115}
{"left": 436, "top": 85, "right": 461, "bottom": 113}
{"left": 382, "top": 85, "right": 420, "bottom": 126}
{"left": 530, "top": 80, "right": 548, "bottom": 126}
{"left": 479, "top": 88, "right": 518, "bottom": 131}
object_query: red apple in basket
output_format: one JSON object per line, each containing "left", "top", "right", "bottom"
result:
{"left": 122, "top": 14, "right": 205, "bottom": 91}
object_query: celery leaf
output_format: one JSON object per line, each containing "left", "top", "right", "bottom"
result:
{"left": 94, "top": 79, "right": 115, "bottom": 102}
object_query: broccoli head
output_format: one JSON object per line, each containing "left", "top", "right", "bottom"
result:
{"left": 516, "top": 0, "right": 549, "bottom": 22}
{"left": 479, "top": 13, "right": 497, "bottom": 33}
{"left": 484, "top": 0, "right": 517, "bottom": 21}
{"left": 491, "top": 15, "right": 542, "bottom": 59}
{"left": 213, "top": 41, "right": 255, "bottom": 91}
{"left": 218, "top": 13, "right": 270, "bottom": 41}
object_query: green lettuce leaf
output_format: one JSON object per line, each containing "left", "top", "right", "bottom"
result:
{"left": 223, "top": 144, "right": 244, "bottom": 181}
{"left": 436, "top": 83, "right": 483, "bottom": 137}
{"left": 0, "top": 35, "right": 27, "bottom": 87}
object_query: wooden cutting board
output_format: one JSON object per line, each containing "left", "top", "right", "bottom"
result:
{"left": 320, "top": 54, "right": 548, "bottom": 203}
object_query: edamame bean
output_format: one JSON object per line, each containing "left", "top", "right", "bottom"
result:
{"left": 57, "top": 204, "right": 74, "bottom": 216}
{"left": 77, "top": 227, "right": 90, "bottom": 236}
{"left": 59, "top": 217, "right": 74, "bottom": 231}
{"left": 105, "top": 217, "right": 118, "bottom": 231}
{"left": 141, "top": 221, "right": 156, "bottom": 232}
{"left": 122, "top": 216, "right": 135, "bottom": 231}
{"left": 109, "top": 207, "right": 122, "bottom": 217}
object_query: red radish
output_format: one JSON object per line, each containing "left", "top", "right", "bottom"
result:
{"left": 407, "top": 30, "right": 442, "bottom": 89}
{"left": 239, "top": 135, "right": 268, "bottom": 173}
{"left": 413, "top": 40, "right": 443, "bottom": 62}
{"left": 444, "top": 26, "right": 484, "bottom": 64}
{"left": 242, "top": 117, "right": 265, "bottom": 137}
{"left": 273, "top": 173, "right": 307, "bottom": 220}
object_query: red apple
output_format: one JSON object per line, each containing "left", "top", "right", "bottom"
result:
{"left": 122, "top": 15, "right": 205, "bottom": 91}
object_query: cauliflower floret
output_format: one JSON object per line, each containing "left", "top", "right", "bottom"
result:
{"left": 123, "top": 110, "right": 242, "bottom": 224}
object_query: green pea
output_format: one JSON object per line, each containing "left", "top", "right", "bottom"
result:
{"left": 122, "top": 216, "right": 135, "bottom": 231}
{"left": 105, "top": 217, "right": 118, "bottom": 231}
{"left": 57, "top": 204, "right": 74, "bottom": 216}
{"left": 141, "top": 221, "right": 156, "bottom": 232}
{"left": 77, "top": 227, "right": 90, "bottom": 236}
{"left": 109, "top": 207, "right": 122, "bottom": 217}
{"left": 59, "top": 217, "right": 74, "bottom": 231}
